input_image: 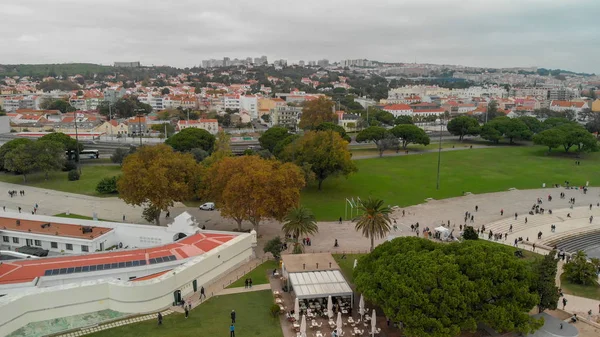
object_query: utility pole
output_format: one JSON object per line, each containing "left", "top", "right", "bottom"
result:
{"left": 108, "top": 103, "right": 113, "bottom": 141}
{"left": 134, "top": 108, "right": 145, "bottom": 147}
{"left": 435, "top": 118, "right": 443, "bottom": 190}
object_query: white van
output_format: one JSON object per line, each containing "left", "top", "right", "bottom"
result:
{"left": 199, "top": 202, "right": 215, "bottom": 211}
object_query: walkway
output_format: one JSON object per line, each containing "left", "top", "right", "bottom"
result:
{"left": 351, "top": 144, "right": 494, "bottom": 160}
{"left": 56, "top": 310, "right": 175, "bottom": 337}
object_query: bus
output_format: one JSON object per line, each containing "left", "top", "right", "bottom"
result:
{"left": 65, "top": 149, "right": 100, "bottom": 159}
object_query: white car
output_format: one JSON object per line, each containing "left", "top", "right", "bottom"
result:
{"left": 199, "top": 202, "right": 215, "bottom": 211}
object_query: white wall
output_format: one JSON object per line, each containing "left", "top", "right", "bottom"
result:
{"left": 0, "top": 233, "right": 254, "bottom": 336}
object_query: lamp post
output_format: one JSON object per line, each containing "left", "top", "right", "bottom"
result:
{"left": 74, "top": 110, "right": 81, "bottom": 174}
{"left": 435, "top": 117, "right": 444, "bottom": 190}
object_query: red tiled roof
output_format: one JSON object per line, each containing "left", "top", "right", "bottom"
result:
{"left": 384, "top": 104, "right": 412, "bottom": 111}
{"left": 413, "top": 109, "right": 445, "bottom": 114}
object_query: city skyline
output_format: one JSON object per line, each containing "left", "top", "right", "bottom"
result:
{"left": 1, "top": 0, "right": 598, "bottom": 73}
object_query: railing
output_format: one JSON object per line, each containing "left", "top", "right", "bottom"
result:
{"left": 224, "top": 256, "right": 272, "bottom": 288}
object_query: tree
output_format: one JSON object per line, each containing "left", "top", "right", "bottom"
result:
{"left": 282, "top": 130, "right": 357, "bottom": 190}
{"left": 165, "top": 128, "right": 215, "bottom": 153}
{"left": 462, "top": 226, "right": 478, "bottom": 240}
{"left": 112, "top": 96, "right": 152, "bottom": 118}
{"left": 394, "top": 115, "right": 414, "bottom": 125}
{"left": 150, "top": 123, "right": 175, "bottom": 137}
{"left": 0, "top": 138, "right": 33, "bottom": 171}
{"left": 4, "top": 144, "right": 36, "bottom": 181}
{"left": 32, "top": 140, "right": 65, "bottom": 180}
{"left": 263, "top": 236, "right": 284, "bottom": 260}
{"left": 298, "top": 96, "right": 336, "bottom": 130}
{"left": 354, "top": 198, "right": 392, "bottom": 252}
{"left": 446, "top": 116, "right": 480, "bottom": 140}
{"left": 117, "top": 144, "right": 199, "bottom": 225}
{"left": 110, "top": 148, "right": 130, "bottom": 166}
{"left": 354, "top": 238, "right": 543, "bottom": 337}
{"left": 96, "top": 176, "right": 119, "bottom": 194}
{"left": 202, "top": 131, "right": 232, "bottom": 166}
{"left": 161, "top": 87, "right": 170, "bottom": 95}
{"left": 39, "top": 132, "right": 82, "bottom": 161}
{"left": 563, "top": 251, "right": 598, "bottom": 286}
{"left": 203, "top": 156, "right": 305, "bottom": 232}
{"left": 356, "top": 126, "right": 389, "bottom": 157}
{"left": 517, "top": 116, "right": 543, "bottom": 134}
{"left": 40, "top": 99, "right": 76, "bottom": 114}
{"left": 585, "top": 114, "right": 600, "bottom": 138}
{"left": 533, "top": 251, "right": 559, "bottom": 313}
{"left": 190, "top": 148, "right": 209, "bottom": 162}
{"left": 480, "top": 123, "right": 503, "bottom": 144}
{"left": 315, "top": 122, "right": 351, "bottom": 142}
{"left": 542, "top": 117, "right": 574, "bottom": 130}
{"left": 558, "top": 124, "right": 598, "bottom": 152}
{"left": 533, "top": 129, "right": 565, "bottom": 152}
{"left": 259, "top": 127, "right": 290, "bottom": 153}
{"left": 390, "top": 124, "right": 431, "bottom": 149}
{"left": 282, "top": 206, "right": 319, "bottom": 254}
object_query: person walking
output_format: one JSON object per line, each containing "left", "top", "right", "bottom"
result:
{"left": 338, "top": 217, "right": 342, "bottom": 224}
{"left": 515, "top": 212, "right": 518, "bottom": 220}
{"left": 185, "top": 305, "right": 189, "bottom": 319}
{"left": 562, "top": 297, "right": 567, "bottom": 310}
{"left": 200, "top": 286, "right": 206, "bottom": 301}
{"left": 157, "top": 312, "right": 163, "bottom": 325}
{"left": 230, "top": 324, "right": 235, "bottom": 337}
{"left": 500, "top": 209, "right": 504, "bottom": 216}
{"left": 231, "top": 310, "right": 236, "bottom": 323}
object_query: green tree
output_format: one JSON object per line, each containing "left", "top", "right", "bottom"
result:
{"left": 39, "top": 132, "right": 83, "bottom": 161}
{"left": 259, "top": 127, "right": 290, "bottom": 152}
{"left": 559, "top": 124, "right": 598, "bottom": 152}
{"left": 394, "top": 115, "right": 414, "bottom": 125}
{"left": 585, "top": 114, "right": 600, "bottom": 139}
{"left": 356, "top": 126, "right": 389, "bottom": 157}
{"left": 542, "top": 117, "right": 574, "bottom": 130}
{"left": 298, "top": 96, "right": 337, "bottom": 130}
{"left": 533, "top": 251, "right": 559, "bottom": 313}
{"left": 33, "top": 140, "right": 65, "bottom": 180}
{"left": 518, "top": 116, "right": 543, "bottom": 134}
{"left": 4, "top": 144, "right": 37, "bottom": 181}
{"left": 354, "top": 197, "right": 392, "bottom": 252}
{"left": 40, "top": 99, "right": 76, "bottom": 114}
{"left": 190, "top": 148, "right": 209, "bottom": 162}
{"left": 446, "top": 116, "right": 480, "bottom": 140}
{"left": 263, "top": 236, "right": 284, "bottom": 259}
{"left": 462, "top": 226, "right": 478, "bottom": 240}
{"left": 389, "top": 124, "right": 431, "bottom": 149}
{"left": 480, "top": 123, "right": 503, "bottom": 144}
{"left": 96, "top": 176, "right": 119, "bottom": 194}
{"left": 0, "top": 138, "right": 34, "bottom": 171}
{"left": 533, "top": 128, "right": 566, "bottom": 152}
{"left": 502, "top": 118, "right": 533, "bottom": 144}
{"left": 161, "top": 87, "right": 170, "bottom": 95}
{"left": 282, "top": 130, "right": 357, "bottom": 190}
{"left": 282, "top": 206, "right": 319, "bottom": 254}
{"left": 315, "top": 122, "right": 351, "bottom": 142}
{"left": 165, "top": 128, "right": 216, "bottom": 153}
{"left": 354, "top": 238, "right": 543, "bottom": 337}
{"left": 110, "top": 148, "right": 130, "bottom": 166}
{"left": 150, "top": 123, "right": 175, "bottom": 137}
{"left": 563, "top": 251, "right": 598, "bottom": 285}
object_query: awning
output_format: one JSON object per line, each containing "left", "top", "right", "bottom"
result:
{"left": 289, "top": 270, "right": 353, "bottom": 300}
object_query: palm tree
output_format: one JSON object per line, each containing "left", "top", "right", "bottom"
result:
{"left": 282, "top": 206, "right": 319, "bottom": 254}
{"left": 354, "top": 197, "right": 392, "bottom": 252}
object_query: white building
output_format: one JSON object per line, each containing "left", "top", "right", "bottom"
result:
{"left": 0, "top": 212, "right": 256, "bottom": 336}
{"left": 138, "top": 93, "right": 164, "bottom": 111}
{"left": 177, "top": 119, "right": 219, "bottom": 134}
{"left": 239, "top": 95, "right": 258, "bottom": 120}
{"left": 451, "top": 86, "right": 508, "bottom": 99}
{"left": 224, "top": 95, "right": 240, "bottom": 111}
{"left": 383, "top": 104, "right": 413, "bottom": 117}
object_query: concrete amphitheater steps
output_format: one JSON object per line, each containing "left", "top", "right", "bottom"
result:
{"left": 553, "top": 232, "right": 600, "bottom": 253}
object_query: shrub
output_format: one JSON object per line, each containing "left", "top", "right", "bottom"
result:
{"left": 67, "top": 169, "right": 80, "bottom": 181}
{"left": 62, "top": 160, "right": 77, "bottom": 172}
{"left": 463, "top": 226, "right": 479, "bottom": 240}
{"left": 270, "top": 304, "right": 281, "bottom": 318}
{"left": 96, "top": 176, "right": 119, "bottom": 194}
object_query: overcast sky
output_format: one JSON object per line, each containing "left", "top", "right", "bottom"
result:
{"left": 1, "top": 0, "right": 598, "bottom": 73}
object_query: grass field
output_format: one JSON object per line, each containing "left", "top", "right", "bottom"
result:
{"left": 0, "top": 165, "right": 120, "bottom": 196}
{"left": 227, "top": 260, "right": 279, "bottom": 288}
{"left": 53, "top": 213, "right": 110, "bottom": 221}
{"left": 349, "top": 139, "right": 491, "bottom": 157}
{"left": 560, "top": 274, "right": 600, "bottom": 300}
{"left": 333, "top": 254, "right": 365, "bottom": 284}
{"left": 301, "top": 146, "right": 600, "bottom": 220}
{"left": 87, "top": 290, "right": 283, "bottom": 337}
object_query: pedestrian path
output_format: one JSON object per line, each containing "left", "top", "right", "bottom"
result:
{"left": 216, "top": 283, "right": 271, "bottom": 296}
{"left": 55, "top": 310, "right": 175, "bottom": 337}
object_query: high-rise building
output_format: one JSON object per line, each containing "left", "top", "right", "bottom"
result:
{"left": 317, "top": 59, "right": 329, "bottom": 67}
{"left": 308, "top": 61, "right": 316, "bottom": 66}
{"left": 298, "top": 60, "right": 305, "bottom": 66}
{"left": 223, "top": 57, "right": 231, "bottom": 67}
{"left": 114, "top": 61, "right": 140, "bottom": 68}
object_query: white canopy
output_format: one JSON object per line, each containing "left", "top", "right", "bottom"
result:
{"left": 289, "top": 270, "right": 353, "bottom": 300}
{"left": 434, "top": 226, "right": 450, "bottom": 233}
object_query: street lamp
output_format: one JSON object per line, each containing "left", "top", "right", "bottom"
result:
{"left": 74, "top": 110, "right": 81, "bottom": 174}
{"left": 435, "top": 117, "right": 444, "bottom": 190}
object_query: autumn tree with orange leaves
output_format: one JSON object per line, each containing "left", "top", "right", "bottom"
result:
{"left": 118, "top": 144, "right": 200, "bottom": 225}
{"left": 298, "top": 96, "right": 337, "bottom": 130}
{"left": 203, "top": 155, "right": 305, "bottom": 233}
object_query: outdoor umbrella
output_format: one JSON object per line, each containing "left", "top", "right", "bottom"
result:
{"left": 327, "top": 295, "right": 334, "bottom": 319}
{"left": 359, "top": 294, "right": 365, "bottom": 319}
{"left": 353, "top": 259, "right": 358, "bottom": 269}
{"left": 294, "top": 297, "right": 300, "bottom": 321}
{"left": 371, "top": 309, "right": 377, "bottom": 336}
{"left": 336, "top": 311, "right": 343, "bottom": 332}
{"left": 300, "top": 314, "right": 307, "bottom": 336}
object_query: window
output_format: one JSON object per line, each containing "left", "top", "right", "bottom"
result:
{"left": 2, "top": 236, "right": 8, "bottom": 243}
{"left": 66, "top": 244, "right": 73, "bottom": 251}
{"left": 12, "top": 237, "right": 19, "bottom": 244}
{"left": 81, "top": 245, "right": 89, "bottom": 252}
{"left": 51, "top": 242, "right": 58, "bottom": 249}
{"left": 34, "top": 240, "right": 41, "bottom": 247}
{"left": 26, "top": 239, "right": 33, "bottom": 246}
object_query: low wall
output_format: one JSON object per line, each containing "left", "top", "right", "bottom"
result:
{"left": 0, "top": 233, "right": 254, "bottom": 336}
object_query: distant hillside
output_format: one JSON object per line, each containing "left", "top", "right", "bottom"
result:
{"left": 0, "top": 63, "right": 114, "bottom": 78}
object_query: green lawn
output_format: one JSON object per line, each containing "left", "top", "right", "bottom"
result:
{"left": 560, "top": 274, "right": 600, "bottom": 300}
{"left": 227, "top": 260, "right": 279, "bottom": 288}
{"left": 87, "top": 290, "right": 283, "bottom": 337}
{"left": 53, "top": 213, "right": 110, "bottom": 221}
{"left": 333, "top": 254, "right": 365, "bottom": 284}
{"left": 301, "top": 146, "right": 600, "bottom": 220}
{"left": 0, "top": 166, "right": 121, "bottom": 196}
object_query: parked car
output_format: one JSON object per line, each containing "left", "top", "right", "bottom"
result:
{"left": 199, "top": 202, "right": 215, "bottom": 211}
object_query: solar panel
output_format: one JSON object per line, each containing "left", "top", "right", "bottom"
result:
{"left": 52, "top": 269, "right": 60, "bottom": 276}
{"left": 125, "top": 261, "right": 132, "bottom": 267}
{"left": 149, "top": 258, "right": 156, "bottom": 264}
{"left": 169, "top": 255, "right": 177, "bottom": 261}
{"left": 44, "top": 270, "right": 53, "bottom": 276}
{"left": 82, "top": 266, "right": 89, "bottom": 272}
{"left": 111, "top": 263, "right": 118, "bottom": 269}
{"left": 132, "top": 260, "right": 140, "bottom": 267}
{"left": 90, "top": 265, "right": 97, "bottom": 272}
{"left": 59, "top": 268, "right": 67, "bottom": 275}
{"left": 155, "top": 257, "right": 163, "bottom": 263}
{"left": 139, "top": 260, "right": 147, "bottom": 266}
{"left": 75, "top": 267, "right": 82, "bottom": 273}
{"left": 104, "top": 263, "right": 111, "bottom": 270}
{"left": 97, "top": 264, "right": 104, "bottom": 271}
{"left": 118, "top": 262, "right": 125, "bottom": 268}
{"left": 67, "top": 267, "right": 75, "bottom": 274}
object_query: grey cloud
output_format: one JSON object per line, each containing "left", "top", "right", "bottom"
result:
{"left": 0, "top": 0, "right": 598, "bottom": 73}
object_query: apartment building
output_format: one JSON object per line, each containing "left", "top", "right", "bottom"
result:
{"left": 272, "top": 106, "right": 302, "bottom": 129}
{"left": 177, "top": 119, "right": 219, "bottom": 134}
